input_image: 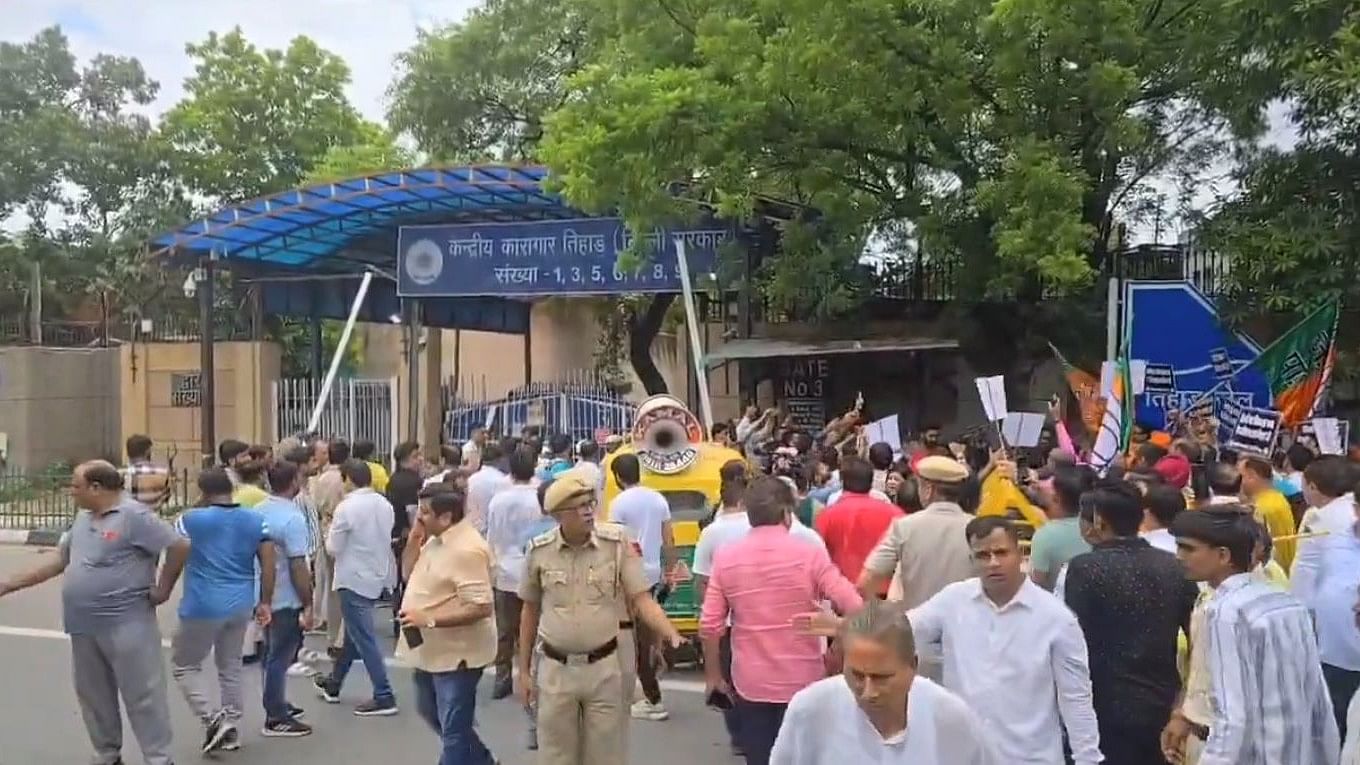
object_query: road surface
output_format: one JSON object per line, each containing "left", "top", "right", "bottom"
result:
{"left": 0, "top": 545, "right": 734, "bottom": 764}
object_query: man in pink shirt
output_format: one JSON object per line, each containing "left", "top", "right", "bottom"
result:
{"left": 701, "top": 476, "right": 864, "bottom": 765}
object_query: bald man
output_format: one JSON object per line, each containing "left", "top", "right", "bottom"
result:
{"left": 0, "top": 460, "right": 190, "bottom": 765}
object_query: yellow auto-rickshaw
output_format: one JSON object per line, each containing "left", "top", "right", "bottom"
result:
{"left": 601, "top": 395, "right": 743, "bottom": 639}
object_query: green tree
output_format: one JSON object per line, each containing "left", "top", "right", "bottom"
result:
{"left": 304, "top": 123, "right": 416, "bottom": 184}
{"left": 1205, "top": 2, "right": 1358, "bottom": 316}
{"left": 388, "top": 0, "right": 679, "bottom": 394}
{"left": 388, "top": 0, "right": 592, "bottom": 162}
{"left": 0, "top": 26, "right": 191, "bottom": 325}
{"left": 161, "top": 29, "right": 367, "bottom": 201}
{"left": 539, "top": 0, "right": 1274, "bottom": 374}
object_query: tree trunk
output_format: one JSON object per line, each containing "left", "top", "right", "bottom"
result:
{"left": 627, "top": 293, "right": 676, "bottom": 395}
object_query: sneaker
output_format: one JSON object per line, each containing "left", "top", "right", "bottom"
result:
{"left": 491, "top": 676, "right": 513, "bottom": 700}
{"left": 219, "top": 727, "right": 241, "bottom": 751}
{"left": 630, "top": 699, "right": 669, "bottom": 721}
{"left": 313, "top": 676, "right": 341, "bottom": 704}
{"left": 262, "top": 718, "right": 313, "bottom": 738}
{"left": 287, "top": 703, "right": 306, "bottom": 719}
{"left": 353, "top": 699, "right": 398, "bottom": 717}
{"left": 286, "top": 662, "right": 312, "bottom": 678}
{"left": 201, "top": 711, "right": 231, "bottom": 753}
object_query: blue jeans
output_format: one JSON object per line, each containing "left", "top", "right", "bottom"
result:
{"left": 330, "top": 589, "right": 394, "bottom": 703}
{"left": 263, "top": 607, "right": 303, "bottom": 723}
{"left": 413, "top": 667, "right": 495, "bottom": 765}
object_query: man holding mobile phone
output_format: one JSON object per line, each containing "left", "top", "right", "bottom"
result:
{"left": 396, "top": 487, "right": 499, "bottom": 765}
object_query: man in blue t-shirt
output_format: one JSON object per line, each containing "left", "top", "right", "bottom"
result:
{"left": 536, "top": 433, "right": 575, "bottom": 482}
{"left": 170, "top": 467, "right": 275, "bottom": 754}
{"left": 255, "top": 459, "right": 316, "bottom": 738}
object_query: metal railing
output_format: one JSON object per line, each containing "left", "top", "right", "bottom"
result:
{"left": 0, "top": 314, "right": 257, "bottom": 347}
{"left": 272, "top": 377, "right": 400, "bottom": 458}
{"left": 0, "top": 466, "right": 193, "bottom": 531}
{"left": 441, "top": 370, "right": 636, "bottom": 444}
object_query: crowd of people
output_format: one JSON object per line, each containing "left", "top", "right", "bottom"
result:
{"left": 4, "top": 400, "right": 1360, "bottom": 765}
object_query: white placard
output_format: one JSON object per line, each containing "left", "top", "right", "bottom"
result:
{"left": 1101, "top": 360, "right": 1144, "bottom": 395}
{"left": 864, "top": 414, "right": 902, "bottom": 455}
{"left": 975, "top": 376, "right": 1008, "bottom": 422}
{"left": 1001, "top": 412, "right": 1047, "bottom": 448}
{"left": 1130, "top": 360, "right": 1148, "bottom": 395}
{"left": 1313, "top": 417, "right": 1344, "bottom": 455}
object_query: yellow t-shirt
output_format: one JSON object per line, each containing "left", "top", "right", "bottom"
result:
{"left": 977, "top": 471, "right": 1047, "bottom": 530}
{"left": 1253, "top": 488, "right": 1298, "bottom": 570}
{"left": 232, "top": 483, "right": 268, "bottom": 508}
{"left": 367, "top": 461, "right": 391, "bottom": 494}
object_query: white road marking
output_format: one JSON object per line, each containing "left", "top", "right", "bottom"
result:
{"left": 0, "top": 624, "right": 706, "bottom": 693}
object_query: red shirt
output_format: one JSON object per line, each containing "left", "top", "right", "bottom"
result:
{"left": 814, "top": 492, "right": 902, "bottom": 596}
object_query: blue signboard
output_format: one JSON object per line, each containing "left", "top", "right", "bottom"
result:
{"left": 1124, "top": 282, "right": 1270, "bottom": 430}
{"left": 397, "top": 217, "right": 729, "bottom": 297}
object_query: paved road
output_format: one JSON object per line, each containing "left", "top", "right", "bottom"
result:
{"left": 0, "top": 545, "right": 734, "bottom": 764}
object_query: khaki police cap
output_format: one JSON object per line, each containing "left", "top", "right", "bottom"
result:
{"left": 916, "top": 455, "right": 969, "bottom": 484}
{"left": 543, "top": 470, "right": 596, "bottom": 513}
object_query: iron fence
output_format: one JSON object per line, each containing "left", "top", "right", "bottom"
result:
{"left": 0, "top": 314, "right": 257, "bottom": 347}
{"left": 441, "top": 370, "right": 637, "bottom": 444}
{"left": 0, "top": 466, "right": 192, "bottom": 531}
{"left": 273, "top": 377, "right": 399, "bottom": 458}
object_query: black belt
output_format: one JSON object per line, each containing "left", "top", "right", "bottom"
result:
{"left": 619, "top": 621, "right": 633, "bottom": 630}
{"left": 542, "top": 637, "right": 618, "bottom": 666}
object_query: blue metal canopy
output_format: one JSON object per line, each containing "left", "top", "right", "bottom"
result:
{"left": 149, "top": 165, "right": 581, "bottom": 333}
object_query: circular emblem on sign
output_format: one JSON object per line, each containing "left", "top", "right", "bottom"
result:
{"left": 404, "top": 238, "right": 443, "bottom": 286}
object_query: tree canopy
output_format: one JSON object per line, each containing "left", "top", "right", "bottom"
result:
{"left": 1205, "top": 2, "right": 1359, "bottom": 316}
{"left": 540, "top": 0, "right": 1278, "bottom": 321}
{"left": 160, "top": 28, "right": 370, "bottom": 201}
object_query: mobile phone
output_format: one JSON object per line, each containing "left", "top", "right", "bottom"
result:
{"left": 706, "top": 689, "right": 734, "bottom": 711}
{"left": 402, "top": 626, "right": 425, "bottom": 649}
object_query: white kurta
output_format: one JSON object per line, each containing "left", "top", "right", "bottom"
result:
{"left": 770, "top": 675, "right": 998, "bottom": 765}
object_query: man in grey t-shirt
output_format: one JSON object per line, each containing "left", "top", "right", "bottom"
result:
{"left": 0, "top": 460, "right": 189, "bottom": 765}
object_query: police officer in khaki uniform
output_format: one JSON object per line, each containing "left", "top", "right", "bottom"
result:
{"left": 518, "top": 470, "right": 682, "bottom": 765}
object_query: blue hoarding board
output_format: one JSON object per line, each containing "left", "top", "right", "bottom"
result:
{"left": 1124, "top": 282, "right": 1270, "bottom": 430}
{"left": 397, "top": 217, "right": 729, "bottom": 297}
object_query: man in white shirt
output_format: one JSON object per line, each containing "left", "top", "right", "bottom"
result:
{"left": 797, "top": 516, "right": 1102, "bottom": 765}
{"left": 608, "top": 453, "right": 675, "bottom": 722}
{"left": 1139, "top": 483, "right": 1183, "bottom": 554}
{"left": 772, "top": 601, "right": 997, "bottom": 765}
{"left": 461, "top": 428, "right": 486, "bottom": 470}
{"left": 483, "top": 446, "right": 543, "bottom": 700}
{"left": 464, "top": 442, "right": 511, "bottom": 537}
{"left": 574, "top": 440, "right": 604, "bottom": 503}
{"left": 1292, "top": 455, "right": 1360, "bottom": 739}
{"left": 315, "top": 460, "right": 399, "bottom": 716}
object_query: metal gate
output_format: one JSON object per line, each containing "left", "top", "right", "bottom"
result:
{"left": 273, "top": 378, "right": 399, "bottom": 458}
{"left": 442, "top": 372, "right": 636, "bottom": 444}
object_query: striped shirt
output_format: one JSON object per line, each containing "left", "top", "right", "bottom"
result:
{"left": 121, "top": 460, "right": 172, "bottom": 508}
{"left": 1199, "top": 573, "right": 1340, "bottom": 765}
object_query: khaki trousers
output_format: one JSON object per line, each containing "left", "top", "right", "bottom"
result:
{"left": 537, "top": 652, "right": 625, "bottom": 765}
{"left": 617, "top": 627, "right": 636, "bottom": 751}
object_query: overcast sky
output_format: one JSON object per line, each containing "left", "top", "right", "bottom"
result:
{"left": 2, "top": 0, "right": 478, "bottom": 122}
{"left": 4, "top": 0, "right": 1294, "bottom": 245}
